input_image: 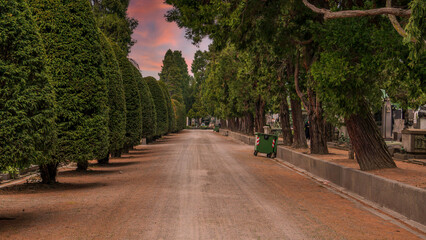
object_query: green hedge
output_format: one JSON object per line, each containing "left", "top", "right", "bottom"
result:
{"left": 0, "top": 0, "right": 56, "bottom": 171}
{"left": 131, "top": 67, "right": 157, "bottom": 141}
{"left": 145, "top": 77, "right": 168, "bottom": 136}
{"left": 113, "top": 45, "right": 142, "bottom": 148}
{"left": 29, "top": 0, "right": 109, "bottom": 170}
{"left": 99, "top": 32, "right": 126, "bottom": 157}
{"left": 159, "top": 81, "right": 176, "bottom": 133}
{"left": 172, "top": 99, "right": 186, "bottom": 131}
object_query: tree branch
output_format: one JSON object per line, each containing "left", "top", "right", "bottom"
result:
{"left": 291, "top": 38, "right": 313, "bottom": 45}
{"left": 302, "top": 0, "right": 411, "bottom": 19}
{"left": 293, "top": 53, "right": 309, "bottom": 111}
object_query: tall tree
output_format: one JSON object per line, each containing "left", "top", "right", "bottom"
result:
{"left": 159, "top": 81, "right": 176, "bottom": 133}
{"left": 29, "top": 0, "right": 109, "bottom": 171}
{"left": 91, "top": 0, "right": 138, "bottom": 54}
{"left": 113, "top": 45, "right": 142, "bottom": 152}
{"left": 145, "top": 77, "right": 169, "bottom": 137}
{"left": 132, "top": 66, "right": 157, "bottom": 142}
{"left": 0, "top": 0, "right": 56, "bottom": 183}
{"left": 98, "top": 32, "right": 126, "bottom": 163}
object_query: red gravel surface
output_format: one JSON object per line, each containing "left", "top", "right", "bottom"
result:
{"left": 0, "top": 130, "right": 423, "bottom": 239}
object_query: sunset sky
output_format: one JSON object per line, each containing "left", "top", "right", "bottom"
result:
{"left": 127, "top": 0, "right": 210, "bottom": 79}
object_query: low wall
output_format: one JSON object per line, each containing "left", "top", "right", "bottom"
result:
{"left": 220, "top": 129, "right": 426, "bottom": 226}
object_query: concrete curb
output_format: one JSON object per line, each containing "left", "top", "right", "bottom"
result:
{"left": 219, "top": 129, "right": 426, "bottom": 226}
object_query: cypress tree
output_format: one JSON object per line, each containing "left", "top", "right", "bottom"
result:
{"left": 113, "top": 45, "right": 143, "bottom": 150}
{"left": 0, "top": 0, "right": 56, "bottom": 183}
{"left": 172, "top": 99, "right": 186, "bottom": 131}
{"left": 159, "top": 81, "right": 176, "bottom": 133}
{"left": 29, "top": 0, "right": 109, "bottom": 171}
{"left": 98, "top": 32, "right": 126, "bottom": 163}
{"left": 145, "top": 77, "right": 168, "bottom": 137}
{"left": 131, "top": 67, "right": 157, "bottom": 142}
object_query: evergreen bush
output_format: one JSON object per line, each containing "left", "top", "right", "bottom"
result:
{"left": 131, "top": 67, "right": 157, "bottom": 142}
{"left": 29, "top": 0, "right": 109, "bottom": 171}
{"left": 0, "top": 0, "right": 56, "bottom": 182}
{"left": 113, "top": 45, "right": 142, "bottom": 149}
{"left": 98, "top": 32, "right": 126, "bottom": 162}
{"left": 159, "top": 81, "right": 176, "bottom": 133}
{"left": 145, "top": 77, "right": 168, "bottom": 136}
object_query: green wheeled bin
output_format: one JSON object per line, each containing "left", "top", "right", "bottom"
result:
{"left": 254, "top": 132, "right": 278, "bottom": 158}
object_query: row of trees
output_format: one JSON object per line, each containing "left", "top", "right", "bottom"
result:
{"left": 0, "top": 0, "right": 182, "bottom": 184}
{"left": 166, "top": 0, "right": 425, "bottom": 171}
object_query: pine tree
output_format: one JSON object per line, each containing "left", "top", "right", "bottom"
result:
{"left": 113, "top": 45, "right": 143, "bottom": 150}
{"left": 29, "top": 0, "right": 109, "bottom": 171}
{"left": 98, "top": 32, "right": 126, "bottom": 163}
{"left": 159, "top": 81, "right": 176, "bottom": 133}
{"left": 131, "top": 67, "right": 157, "bottom": 142}
{"left": 0, "top": 0, "right": 56, "bottom": 183}
{"left": 145, "top": 77, "right": 168, "bottom": 137}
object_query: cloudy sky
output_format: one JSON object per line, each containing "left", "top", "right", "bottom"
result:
{"left": 127, "top": 0, "right": 210, "bottom": 79}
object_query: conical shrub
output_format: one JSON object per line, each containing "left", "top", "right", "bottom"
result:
{"left": 0, "top": 0, "right": 56, "bottom": 182}
{"left": 145, "top": 77, "right": 168, "bottom": 137}
{"left": 131, "top": 67, "right": 157, "bottom": 142}
{"left": 29, "top": 0, "right": 109, "bottom": 171}
{"left": 159, "top": 81, "right": 176, "bottom": 133}
{"left": 98, "top": 32, "right": 126, "bottom": 162}
{"left": 113, "top": 45, "right": 142, "bottom": 149}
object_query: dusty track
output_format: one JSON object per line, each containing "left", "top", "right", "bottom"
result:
{"left": 0, "top": 130, "right": 422, "bottom": 239}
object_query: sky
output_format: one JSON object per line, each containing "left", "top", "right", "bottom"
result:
{"left": 127, "top": 0, "right": 211, "bottom": 79}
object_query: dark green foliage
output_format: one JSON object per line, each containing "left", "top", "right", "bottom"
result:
{"left": 92, "top": 0, "right": 138, "bottom": 54}
{"left": 0, "top": 0, "right": 56, "bottom": 171}
{"left": 159, "top": 81, "right": 176, "bottom": 133}
{"left": 131, "top": 66, "right": 157, "bottom": 141}
{"left": 99, "top": 32, "right": 126, "bottom": 155}
{"left": 172, "top": 99, "right": 186, "bottom": 131}
{"left": 113, "top": 45, "right": 143, "bottom": 148}
{"left": 145, "top": 77, "right": 168, "bottom": 136}
{"left": 159, "top": 50, "right": 192, "bottom": 111}
{"left": 29, "top": 0, "right": 109, "bottom": 167}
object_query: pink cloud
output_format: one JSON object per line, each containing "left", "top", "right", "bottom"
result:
{"left": 128, "top": 0, "right": 211, "bottom": 78}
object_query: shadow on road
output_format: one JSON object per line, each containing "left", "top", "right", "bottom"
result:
{"left": 92, "top": 161, "right": 142, "bottom": 168}
{"left": 59, "top": 169, "right": 119, "bottom": 177}
{"left": 0, "top": 182, "right": 106, "bottom": 195}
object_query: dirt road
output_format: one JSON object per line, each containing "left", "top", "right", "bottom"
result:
{"left": 0, "top": 130, "right": 423, "bottom": 239}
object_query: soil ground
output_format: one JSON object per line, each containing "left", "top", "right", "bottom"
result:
{"left": 290, "top": 147, "right": 426, "bottom": 189}
{"left": 0, "top": 130, "right": 424, "bottom": 239}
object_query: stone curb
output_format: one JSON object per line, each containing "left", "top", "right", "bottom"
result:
{"left": 218, "top": 129, "right": 426, "bottom": 226}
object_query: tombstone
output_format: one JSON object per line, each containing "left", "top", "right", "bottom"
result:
{"left": 382, "top": 99, "right": 392, "bottom": 139}
{"left": 402, "top": 129, "right": 426, "bottom": 153}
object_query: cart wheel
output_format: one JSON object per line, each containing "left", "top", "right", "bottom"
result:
{"left": 272, "top": 153, "right": 277, "bottom": 158}
{"left": 254, "top": 151, "right": 258, "bottom": 156}
{"left": 267, "top": 153, "right": 272, "bottom": 158}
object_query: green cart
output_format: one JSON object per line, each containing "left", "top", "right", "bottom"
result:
{"left": 254, "top": 132, "right": 278, "bottom": 158}
{"left": 213, "top": 126, "right": 220, "bottom": 132}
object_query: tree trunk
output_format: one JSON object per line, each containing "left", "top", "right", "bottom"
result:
{"left": 280, "top": 96, "right": 293, "bottom": 146}
{"left": 307, "top": 89, "right": 328, "bottom": 154}
{"left": 111, "top": 150, "right": 121, "bottom": 158}
{"left": 97, "top": 153, "right": 110, "bottom": 164}
{"left": 77, "top": 161, "right": 89, "bottom": 171}
{"left": 290, "top": 96, "right": 308, "bottom": 148}
{"left": 246, "top": 112, "right": 254, "bottom": 135}
{"left": 39, "top": 162, "right": 58, "bottom": 184}
{"left": 345, "top": 109, "right": 396, "bottom": 170}
{"left": 254, "top": 96, "right": 266, "bottom": 133}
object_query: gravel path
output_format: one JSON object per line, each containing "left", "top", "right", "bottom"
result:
{"left": 0, "top": 130, "right": 422, "bottom": 239}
